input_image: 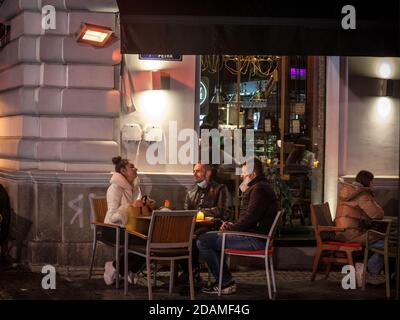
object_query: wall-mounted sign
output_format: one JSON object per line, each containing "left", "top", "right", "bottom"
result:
{"left": 139, "top": 54, "right": 182, "bottom": 61}
{"left": 200, "top": 81, "right": 207, "bottom": 106}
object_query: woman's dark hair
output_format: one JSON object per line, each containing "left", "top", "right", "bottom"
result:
{"left": 112, "top": 156, "right": 130, "bottom": 173}
{"left": 355, "top": 170, "right": 374, "bottom": 187}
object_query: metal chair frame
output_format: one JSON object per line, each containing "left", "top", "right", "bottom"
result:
{"left": 218, "top": 210, "right": 283, "bottom": 299}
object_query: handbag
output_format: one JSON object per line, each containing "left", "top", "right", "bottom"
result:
{"left": 125, "top": 196, "right": 154, "bottom": 234}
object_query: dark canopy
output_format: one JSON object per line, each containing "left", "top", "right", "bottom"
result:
{"left": 117, "top": 0, "right": 400, "bottom": 56}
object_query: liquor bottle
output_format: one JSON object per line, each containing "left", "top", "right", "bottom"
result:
{"left": 264, "top": 112, "right": 272, "bottom": 133}
{"left": 159, "top": 199, "right": 172, "bottom": 211}
{"left": 259, "top": 111, "right": 266, "bottom": 131}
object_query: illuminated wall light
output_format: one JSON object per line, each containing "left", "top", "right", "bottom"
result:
{"left": 76, "top": 23, "right": 114, "bottom": 47}
{"left": 378, "top": 62, "right": 392, "bottom": 79}
{"left": 139, "top": 90, "right": 169, "bottom": 121}
{"left": 376, "top": 97, "right": 392, "bottom": 118}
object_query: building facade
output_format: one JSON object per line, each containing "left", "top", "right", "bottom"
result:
{"left": 0, "top": 0, "right": 398, "bottom": 272}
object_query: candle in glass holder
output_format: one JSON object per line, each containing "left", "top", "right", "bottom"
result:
{"left": 196, "top": 210, "right": 204, "bottom": 221}
{"left": 313, "top": 160, "right": 319, "bottom": 168}
{"left": 266, "top": 158, "right": 272, "bottom": 166}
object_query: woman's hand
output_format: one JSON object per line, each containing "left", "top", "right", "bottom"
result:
{"left": 145, "top": 197, "right": 156, "bottom": 207}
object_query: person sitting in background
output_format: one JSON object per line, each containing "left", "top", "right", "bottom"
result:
{"left": 286, "top": 136, "right": 315, "bottom": 169}
{"left": 178, "top": 163, "right": 232, "bottom": 285}
{"left": 335, "top": 170, "right": 385, "bottom": 287}
{"left": 103, "top": 156, "right": 155, "bottom": 286}
{"left": 197, "top": 158, "right": 279, "bottom": 294}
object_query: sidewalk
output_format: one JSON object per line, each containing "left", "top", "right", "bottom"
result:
{"left": 0, "top": 262, "right": 390, "bottom": 300}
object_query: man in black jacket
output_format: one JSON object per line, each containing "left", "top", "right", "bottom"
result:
{"left": 178, "top": 163, "right": 233, "bottom": 285}
{"left": 197, "top": 158, "right": 279, "bottom": 294}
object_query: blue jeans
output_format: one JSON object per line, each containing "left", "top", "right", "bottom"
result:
{"left": 197, "top": 231, "right": 266, "bottom": 286}
{"left": 368, "top": 240, "right": 385, "bottom": 276}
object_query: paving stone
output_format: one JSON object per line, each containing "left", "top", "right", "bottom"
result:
{"left": 0, "top": 263, "right": 391, "bottom": 300}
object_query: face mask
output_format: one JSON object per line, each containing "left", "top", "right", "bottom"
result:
{"left": 197, "top": 180, "right": 208, "bottom": 189}
{"left": 239, "top": 176, "right": 251, "bottom": 193}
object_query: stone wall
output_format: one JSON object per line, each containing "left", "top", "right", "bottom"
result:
{"left": 0, "top": 0, "right": 195, "bottom": 273}
{"left": 0, "top": 0, "right": 121, "bottom": 171}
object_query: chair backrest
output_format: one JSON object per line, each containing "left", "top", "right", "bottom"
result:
{"left": 147, "top": 210, "right": 197, "bottom": 250}
{"left": 267, "top": 210, "right": 283, "bottom": 249}
{"left": 386, "top": 219, "right": 398, "bottom": 250}
{"left": 90, "top": 196, "right": 108, "bottom": 223}
{"left": 310, "top": 203, "right": 335, "bottom": 243}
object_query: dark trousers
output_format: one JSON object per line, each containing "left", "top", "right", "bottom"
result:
{"left": 101, "top": 227, "right": 146, "bottom": 274}
{"left": 178, "top": 226, "right": 212, "bottom": 274}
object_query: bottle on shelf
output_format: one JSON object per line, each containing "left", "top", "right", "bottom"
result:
{"left": 159, "top": 199, "right": 172, "bottom": 211}
{"left": 264, "top": 112, "right": 272, "bottom": 133}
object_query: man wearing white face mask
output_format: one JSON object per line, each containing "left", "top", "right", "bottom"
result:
{"left": 178, "top": 163, "right": 232, "bottom": 287}
{"left": 184, "top": 163, "right": 232, "bottom": 219}
{"left": 197, "top": 158, "right": 279, "bottom": 295}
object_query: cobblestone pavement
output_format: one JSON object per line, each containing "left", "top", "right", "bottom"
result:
{"left": 0, "top": 263, "right": 390, "bottom": 300}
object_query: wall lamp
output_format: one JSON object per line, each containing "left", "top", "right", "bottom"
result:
{"left": 380, "top": 79, "right": 394, "bottom": 97}
{"left": 76, "top": 23, "right": 115, "bottom": 47}
{"left": 151, "top": 71, "right": 170, "bottom": 90}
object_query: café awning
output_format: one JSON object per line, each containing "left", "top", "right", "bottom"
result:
{"left": 116, "top": 0, "right": 400, "bottom": 56}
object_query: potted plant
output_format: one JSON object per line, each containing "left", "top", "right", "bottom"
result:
{"left": 264, "top": 164, "right": 293, "bottom": 226}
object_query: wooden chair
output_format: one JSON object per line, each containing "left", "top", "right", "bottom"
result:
{"left": 218, "top": 210, "right": 283, "bottom": 299}
{"left": 124, "top": 210, "right": 197, "bottom": 300}
{"left": 310, "top": 203, "right": 363, "bottom": 281}
{"left": 362, "top": 218, "right": 398, "bottom": 299}
{"left": 88, "top": 196, "right": 123, "bottom": 289}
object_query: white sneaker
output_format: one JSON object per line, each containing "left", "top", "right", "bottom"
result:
{"left": 103, "top": 261, "right": 116, "bottom": 285}
{"left": 127, "top": 271, "right": 138, "bottom": 285}
{"left": 355, "top": 263, "right": 364, "bottom": 288}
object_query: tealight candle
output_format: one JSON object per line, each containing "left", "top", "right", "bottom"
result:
{"left": 196, "top": 211, "right": 204, "bottom": 221}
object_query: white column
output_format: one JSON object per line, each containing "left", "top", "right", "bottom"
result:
{"left": 324, "top": 56, "right": 341, "bottom": 217}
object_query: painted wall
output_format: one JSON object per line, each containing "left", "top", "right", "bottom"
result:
{"left": 337, "top": 57, "right": 400, "bottom": 217}
{"left": 346, "top": 58, "right": 400, "bottom": 176}
{"left": 120, "top": 55, "right": 197, "bottom": 174}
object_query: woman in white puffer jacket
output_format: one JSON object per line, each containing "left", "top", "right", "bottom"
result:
{"left": 103, "top": 156, "right": 152, "bottom": 286}
{"left": 104, "top": 157, "right": 143, "bottom": 227}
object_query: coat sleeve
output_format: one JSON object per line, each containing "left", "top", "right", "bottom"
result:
{"left": 215, "top": 184, "right": 233, "bottom": 220}
{"left": 105, "top": 185, "right": 130, "bottom": 226}
{"left": 184, "top": 190, "right": 190, "bottom": 210}
{"left": 358, "top": 193, "right": 384, "bottom": 220}
{"left": 225, "top": 185, "right": 269, "bottom": 232}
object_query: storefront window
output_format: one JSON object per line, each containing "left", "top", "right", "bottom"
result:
{"left": 198, "top": 55, "right": 326, "bottom": 232}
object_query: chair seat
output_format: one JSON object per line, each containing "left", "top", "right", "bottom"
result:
{"left": 322, "top": 241, "right": 362, "bottom": 249}
{"left": 225, "top": 248, "right": 273, "bottom": 255}
{"left": 128, "top": 244, "right": 189, "bottom": 257}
